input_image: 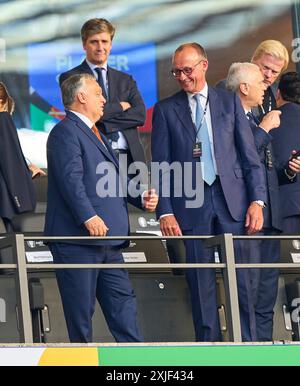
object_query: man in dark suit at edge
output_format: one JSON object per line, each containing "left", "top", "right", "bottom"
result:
{"left": 44, "top": 73, "right": 158, "bottom": 343}
{"left": 272, "top": 72, "right": 300, "bottom": 235}
{"left": 151, "top": 43, "right": 267, "bottom": 342}
{"left": 59, "top": 18, "right": 147, "bottom": 179}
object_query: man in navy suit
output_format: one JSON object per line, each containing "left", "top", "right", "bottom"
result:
{"left": 45, "top": 73, "right": 157, "bottom": 343}
{"left": 151, "top": 43, "right": 267, "bottom": 342}
{"left": 59, "top": 18, "right": 146, "bottom": 174}
{"left": 226, "top": 63, "right": 300, "bottom": 341}
{"left": 272, "top": 72, "right": 300, "bottom": 234}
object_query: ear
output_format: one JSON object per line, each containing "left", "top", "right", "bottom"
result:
{"left": 276, "top": 88, "right": 281, "bottom": 101}
{"left": 239, "top": 83, "right": 249, "bottom": 96}
{"left": 77, "top": 91, "right": 87, "bottom": 104}
{"left": 203, "top": 59, "right": 209, "bottom": 72}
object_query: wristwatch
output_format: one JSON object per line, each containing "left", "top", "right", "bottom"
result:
{"left": 253, "top": 200, "right": 265, "bottom": 208}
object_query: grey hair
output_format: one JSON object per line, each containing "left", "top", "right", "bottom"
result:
{"left": 226, "top": 62, "right": 260, "bottom": 92}
{"left": 61, "top": 73, "right": 95, "bottom": 108}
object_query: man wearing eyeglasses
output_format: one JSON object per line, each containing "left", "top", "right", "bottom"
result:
{"left": 151, "top": 43, "right": 267, "bottom": 342}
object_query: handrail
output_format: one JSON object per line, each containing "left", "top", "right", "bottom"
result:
{"left": 1, "top": 232, "right": 300, "bottom": 344}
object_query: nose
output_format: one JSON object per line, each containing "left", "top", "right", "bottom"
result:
{"left": 96, "top": 42, "right": 103, "bottom": 50}
{"left": 178, "top": 71, "right": 187, "bottom": 81}
{"left": 264, "top": 69, "right": 272, "bottom": 79}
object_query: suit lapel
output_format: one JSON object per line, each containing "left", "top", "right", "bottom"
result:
{"left": 173, "top": 91, "right": 195, "bottom": 142}
{"left": 106, "top": 66, "right": 117, "bottom": 102}
{"left": 80, "top": 60, "right": 95, "bottom": 76}
{"left": 207, "top": 86, "right": 221, "bottom": 142}
{"left": 67, "top": 112, "right": 119, "bottom": 168}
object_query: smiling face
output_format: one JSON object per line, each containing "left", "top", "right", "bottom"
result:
{"left": 83, "top": 32, "right": 112, "bottom": 66}
{"left": 172, "top": 46, "right": 208, "bottom": 93}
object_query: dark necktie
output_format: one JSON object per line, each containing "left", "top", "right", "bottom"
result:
{"left": 258, "top": 87, "right": 276, "bottom": 120}
{"left": 94, "top": 68, "right": 119, "bottom": 142}
{"left": 247, "top": 111, "right": 259, "bottom": 127}
{"left": 94, "top": 67, "right": 108, "bottom": 100}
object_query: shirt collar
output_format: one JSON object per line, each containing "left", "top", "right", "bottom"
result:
{"left": 86, "top": 59, "right": 108, "bottom": 72}
{"left": 187, "top": 82, "right": 208, "bottom": 101}
{"left": 69, "top": 110, "right": 93, "bottom": 129}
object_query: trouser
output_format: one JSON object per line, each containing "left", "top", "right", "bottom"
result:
{"left": 49, "top": 242, "right": 143, "bottom": 343}
{"left": 183, "top": 178, "right": 258, "bottom": 342}
{"left": 249, "top": 231, "right": 280, "bottom": 341}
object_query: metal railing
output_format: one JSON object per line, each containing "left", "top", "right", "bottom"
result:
{"left": 0, "top": 233, "right": 300, "bottom": 344}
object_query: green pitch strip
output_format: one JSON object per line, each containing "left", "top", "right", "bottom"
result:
{"left": 98, "top": 345, "right": 300, "bottom": 366}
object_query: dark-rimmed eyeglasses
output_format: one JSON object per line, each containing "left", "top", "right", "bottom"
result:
{"left": 171, "top": 59, "right": 206, "bottom": 78}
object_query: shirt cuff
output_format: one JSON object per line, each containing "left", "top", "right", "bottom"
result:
{"left": 159, "top": 213, "right": 174, "bottom": 220}
{"left": 84, "top": 215, "right": 97, "bottom": 224}
{"left": 285, "top": 168, "right": 296, "bottom": 180}
{"left": 252, "top": 200, "right": 265, "bottom": 208}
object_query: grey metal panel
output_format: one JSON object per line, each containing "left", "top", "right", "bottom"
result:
{"left": 0, "top": 276, "right": 19, "bottom": 343}
{"left": 273, "top": 276, "right": 293, "bottom": 341}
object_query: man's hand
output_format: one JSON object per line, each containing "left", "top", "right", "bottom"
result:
{"left": 120, "top": 102, "right": 131, "bottom": 111}
{"left": 28, "top": 164, "right": 47, "bottom": 179}
{"left": 142, "top": 189, "right": 158, "bottom": 212}
{"left": 160, "top": 215, "right": 182, "bottom": 236}
{"left": 259, "top": 110, "right": 281, "bottom": 133}
{"left": 245, "top": 202, "right": 264, "bottom": 235}
{"left": 84, "top": 216, "right": 109, "bottom": 237}
{"left": 287, "top": 150, "right": 300, "bottom": 175}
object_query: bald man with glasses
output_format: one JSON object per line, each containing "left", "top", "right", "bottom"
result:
{"left": 151, "top": 42, "right": 267, "bottom": 342}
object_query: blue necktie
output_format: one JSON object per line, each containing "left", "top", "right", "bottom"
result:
{"left": 194, "top": 94, "right": 216, "bottom": 185}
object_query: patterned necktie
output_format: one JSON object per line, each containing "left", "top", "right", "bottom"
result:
{"left": 91, "top": 124, "right": 103, "bottom": 144}
{"left": 247, "top": 111, "right": 259, "bottom": 127}
{"left": 94, "top": 67, "right": 108, "bottom": 100}
{"left": 194, "top": 94, "right": 216, "bottom": 185}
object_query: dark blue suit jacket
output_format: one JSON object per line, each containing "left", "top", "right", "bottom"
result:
{"left": 44, "top": 111, "right": 141, "bottom": 246}
{"left": 271, "top": 102, "right": 300, "bottom": 218}
{"left": 59, "top": 60, "right": 146, "bottom": 163}
{"left": 151, "top": 87, "right": 266, "bottom": 230}
{"left": 0, "top": 112, "right": 36, "bottom": 219}
{"left": 249, "top": 121, "right": 296, "bottom": 231}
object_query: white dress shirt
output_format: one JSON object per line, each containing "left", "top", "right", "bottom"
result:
{"left": 187, "top": 83, "right": 218, "bottom": 174}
